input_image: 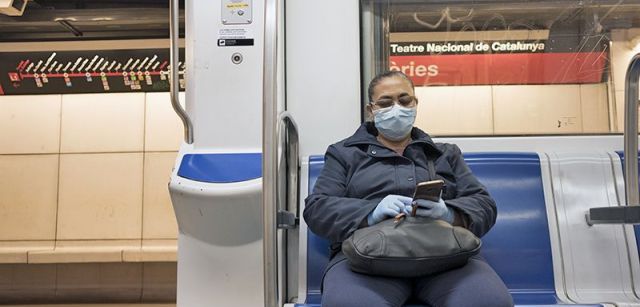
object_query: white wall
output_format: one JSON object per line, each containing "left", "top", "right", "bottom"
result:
{"left": 0, "top": 92, "right": 182, "bottom": 244}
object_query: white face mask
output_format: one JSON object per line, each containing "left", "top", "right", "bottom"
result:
{"left": 373, "top": 105, "right": 417, "bottom": 141}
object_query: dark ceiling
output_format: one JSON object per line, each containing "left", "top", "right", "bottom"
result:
{"left": 388, "top": 0, "right": 640, "bottom": 33}
{"left": 1, "top": 0, "right": 639, "bottom": 42}
{"left": 0, "top": 0, "right": 184, "bottom": 42}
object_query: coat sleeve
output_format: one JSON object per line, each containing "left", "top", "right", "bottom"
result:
{"left": 443, "top": 144, "right": 497, "bottom": 238}
{"left": 303, "top": 145, "right": 378, "bottom": 243}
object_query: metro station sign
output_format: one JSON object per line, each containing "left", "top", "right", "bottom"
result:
{"left": 389, "top": 40, "right": 608, "bottom": 86}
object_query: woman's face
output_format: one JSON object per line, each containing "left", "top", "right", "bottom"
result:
{"left": 370, "top": 76, "right": 417, "bottom": 111}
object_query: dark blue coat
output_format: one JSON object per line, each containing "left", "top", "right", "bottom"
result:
{"left": 304, "top": 122, "right": 497, "bottom": 259}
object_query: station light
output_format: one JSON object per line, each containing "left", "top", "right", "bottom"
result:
{"left": 0, "top": 0, "right": 28, "bottom": 16}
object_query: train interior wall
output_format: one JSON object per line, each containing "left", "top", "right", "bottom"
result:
{"left": 0, "top": 25, "right": 639, "bottom": 303}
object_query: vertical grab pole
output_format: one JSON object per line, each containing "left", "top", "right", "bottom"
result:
{"left": 275, "top": 112, "right": 299, "bottom": 304}
{"left": 263, "top": 0, "right": 279, "bottom": 306}
{"left": 169, "top": 0, "right": 193, "bottom": 144}
{"left": 624, "top": 54, "right": 640, "bottom": 207}
{"left": 586, "top": 53, "right": 640, "bottom": 225}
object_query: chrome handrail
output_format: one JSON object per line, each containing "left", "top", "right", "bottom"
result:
{"left": 170, "top": 0, "right": 193, "bottom": 144}
{"left": 624, "top": 53, "right": 640, "bottom": 207}
{"left": 277, "top": 112, "right": 300, "bottom": 229}
{"left": 263, "top": 0, "right": 280, "bottom": 306}
{"left": 274, "top": 112, "right": 299, "bottom": 306}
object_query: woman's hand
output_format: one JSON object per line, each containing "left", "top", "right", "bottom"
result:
{"left": 410, "top": 199, "right": 455, "bottom": 224}
{"left": 367, "top": 195, "right": 413, "bottom": 225}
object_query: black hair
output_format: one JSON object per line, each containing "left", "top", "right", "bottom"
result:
{"left": 367, "top": 70, "right": 415, "bottom": 102}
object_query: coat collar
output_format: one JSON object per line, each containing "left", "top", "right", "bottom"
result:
{"left": 343, "top": 122, "right": 443, "bottom": 157}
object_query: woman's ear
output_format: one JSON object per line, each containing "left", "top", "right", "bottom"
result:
{"left": 365, "top": 103, "right": 374, "bottom": 121}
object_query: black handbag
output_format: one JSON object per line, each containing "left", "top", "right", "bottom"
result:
{"left": 341, "top": 160, "right": 482, "bottom": 278}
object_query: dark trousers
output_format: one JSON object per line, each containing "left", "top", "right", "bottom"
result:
{"left": 322, "top": 255, "right": 514, "bottom": 307}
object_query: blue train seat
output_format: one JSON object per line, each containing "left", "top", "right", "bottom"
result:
{"left": 295, "top": 153, "right": 601, "bottom": 307}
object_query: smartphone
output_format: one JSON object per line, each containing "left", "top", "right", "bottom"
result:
{"left": 412, "top": 179, "right": 445, "bottom": 202}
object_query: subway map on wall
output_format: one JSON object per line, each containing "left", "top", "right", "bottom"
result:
{"left": 0, "top": 48, "right": 184, "bottom": 95}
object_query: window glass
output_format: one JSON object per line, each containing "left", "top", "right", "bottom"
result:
{"left": 361, "top": 0, "right": 640, "bottom": 136}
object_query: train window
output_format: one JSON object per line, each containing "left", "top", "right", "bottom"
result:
{"left": 361, "top": 0, "right": 640, "bottom": 136}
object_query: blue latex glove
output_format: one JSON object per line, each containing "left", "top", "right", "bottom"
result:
{"left": 367, "top": 195, "right": 413, "bottom": 225}
{"left": 410, "top": 198, "right": 455, "bottom": 224}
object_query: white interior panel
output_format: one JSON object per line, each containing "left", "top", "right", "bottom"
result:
{"left": 186, "top": 0, "right": 263, "bottom": 151}
{"left": 285, "top": 0, "right": 361, "bottom": 157}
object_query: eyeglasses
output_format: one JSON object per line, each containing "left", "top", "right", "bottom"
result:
{"left": 372, "top": 95, "right": 417, "bottom": 109}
